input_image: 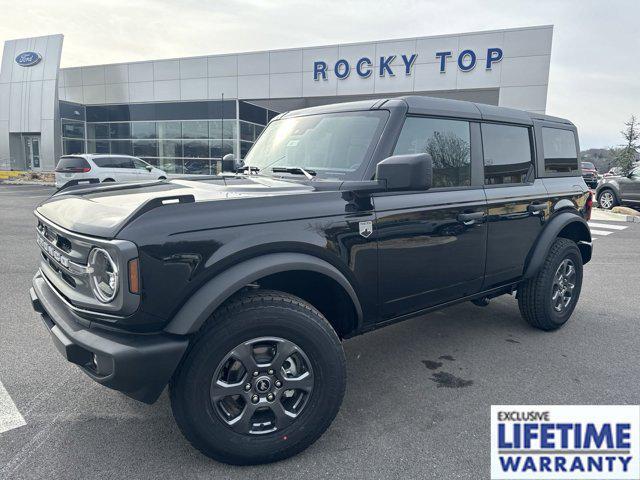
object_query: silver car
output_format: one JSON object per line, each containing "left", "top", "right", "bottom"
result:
{"left": 55, "top": 154, "right": 167, "bottom": 188}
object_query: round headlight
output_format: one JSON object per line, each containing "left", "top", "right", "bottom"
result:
{"left": 88, "top": 248, "right": 119, "bottom": 303}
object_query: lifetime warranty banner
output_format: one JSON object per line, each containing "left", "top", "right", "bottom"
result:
{"left": 491, "top": 405, "right": 640, "bottom": 479}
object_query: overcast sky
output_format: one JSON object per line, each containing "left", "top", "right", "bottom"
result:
{"left": 1, "top": 0, "right": 638, "bottom": 149}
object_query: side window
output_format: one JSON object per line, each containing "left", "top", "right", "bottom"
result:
{"left": 93, "top": 157, "right": 112, "bottom": 168}
{"left": 393, "top": 117, "right": 471, "bottom": 188}
{"left": 542, "top": 127, "right": 578, "bottom": 174}
{"left": 133, "top": 158, "right": 149, "bottom": 170}
{"left": 112, "top": 157, "right": 134, "bottom": 169}
{"left": 481, "top": 123, "right": 533, "bottom": 185}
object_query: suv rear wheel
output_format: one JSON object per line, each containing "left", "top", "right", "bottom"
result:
{"left": 517, "top": 238, "right": 583, "bottom": 331}
{"left": 598, "top": 188, "right": 618, "bottom": 209}
{"left": 169, "top": 290, "right": 346, "bottom": 465}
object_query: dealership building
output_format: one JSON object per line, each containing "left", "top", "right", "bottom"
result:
{"left": 0, "top": 25, "right": 553, "bottom": 174}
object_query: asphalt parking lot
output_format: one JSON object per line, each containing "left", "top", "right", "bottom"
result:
{"left": 1, "top": 184, "right": 639, "bottom": 479}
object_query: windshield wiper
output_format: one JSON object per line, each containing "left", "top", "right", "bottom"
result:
{"left": 271, "top": 166, "right": 316, "bottom": 180}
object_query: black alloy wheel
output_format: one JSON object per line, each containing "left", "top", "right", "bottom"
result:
{"left": 211, "top": 337, "right": 314, "bottom": 435}
{"left": 550, "top": 259, "right": 577, "bottom": 314}
{"left": 169, "top": 290, "right": 346, "bottom": 465}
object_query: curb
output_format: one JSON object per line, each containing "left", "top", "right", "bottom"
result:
{"left": 592, "top": 208, "right": 640, "bottom": 223}
{"left": 0, "top": 180, "right": 55, "bottom": 186}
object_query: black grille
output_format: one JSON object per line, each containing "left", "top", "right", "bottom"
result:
{"left": 57, "top": 235, "right": 72, "bottom": 253}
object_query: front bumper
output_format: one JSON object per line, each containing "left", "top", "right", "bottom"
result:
{"left": 30, "top": 271, "right": 188, "bottom": 404}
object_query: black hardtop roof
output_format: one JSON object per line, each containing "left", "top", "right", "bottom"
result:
{"left": 279, "top": 95, "right": 574, "bottom": 127}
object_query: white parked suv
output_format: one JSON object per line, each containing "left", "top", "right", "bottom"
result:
{"left": 55, "top": 154, "right": 167, "bottom": 189}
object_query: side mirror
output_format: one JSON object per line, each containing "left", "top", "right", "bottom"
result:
{"left": 222, "top": 153, "right": 244, "bottom": 172}
{"left": 375, "top": 153, "right": 432, "bottom": 191}
{"left": 145, "top": 165, "right": 153, "bottom": 171}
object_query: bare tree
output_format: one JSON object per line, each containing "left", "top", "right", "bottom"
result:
{"left": 426, "top": 132, "right": 470, "bottom": 187}
{"left": 616, "top": 115, "right": 639, "bottom": 175}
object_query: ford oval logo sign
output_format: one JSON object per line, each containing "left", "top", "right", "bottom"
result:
{"left": 15, "top": 51, "right": 42, "bottom": 67}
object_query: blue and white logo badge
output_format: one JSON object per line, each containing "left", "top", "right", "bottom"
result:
{"left": 15, "top": 51, "right": 42, "bottom": 67}
{"left": 491, "top": 405, "right": 640, "bottom": 479}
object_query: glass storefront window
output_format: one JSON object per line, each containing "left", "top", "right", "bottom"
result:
{"left": 240, "top": 140, "right": 253, "bottom": 159}
{"left": 132, "top": 140, "right": 158, "bottom": 157}
{"left": 158, "top": 121, "right": 181, "bottom": 139}
{"left": 63, "top": 139, "right": 85, "bottom": 155}
{"left": 182, "top": 121, "right": 209, "bottom": 139}
{"left": 240, "top": 121, "right": 255, "bottom": 142}
{"left": 87, "top": 123, "right": 110, "bottom": 140}
{"left": 62, "top": 121, "right": 85, "bottom": 139}
{"left": 110, "top": 140, "right": 133, "bottom": 155}
{"left": 131, "top": 122, "right": 157, "bottom": 139}
{"left": 110, "top": 123, "right": 131, "bottom": 139}
{"left": 210, "top": 139, "right": 234, "bottom": 158}
{"left": 60, "top": 101, "right": 85, "bottom": 122}
{"left": 184, "top": 159, "right": 211, "bottom": 175}
{"left": 160, "top": 158, "right": 183, "bottom": 174}
{"left": 209, "top": 120, "right": 237, "bottom": 140}
{"left": 142, "top": 158, "right": 159, "bottom": 167}
{"left": 87, "top": 140, "right": 110, "bottom": 154}
{"left": 183, "top": 140, "right": 209, "bottom": 158}
{"left": 159, "top": 140, "right": 181, "bottom": 158}
{"left": 66, "top": 108, "right": 253, "bottom": 173}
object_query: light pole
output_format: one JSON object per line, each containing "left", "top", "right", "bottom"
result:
{"left": 220, "top": 93, "right": 224, "bottom": 174}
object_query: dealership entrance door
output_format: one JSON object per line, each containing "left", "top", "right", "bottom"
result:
{"left": 24, "top": 135, "right": 41, "bottom": 170}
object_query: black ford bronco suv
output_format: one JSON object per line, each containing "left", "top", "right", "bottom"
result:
{"left": 30, "top": 96, "right": 592, "bottom": 465}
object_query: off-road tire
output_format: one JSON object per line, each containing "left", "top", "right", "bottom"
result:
{"left": 169, "top": 290, "right": 346, "bottom": 465}
{"left": 518, "top": 238, "right": 583, "bottom": 331}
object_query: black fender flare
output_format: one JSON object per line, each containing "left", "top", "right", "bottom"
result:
{"left": 164, "top": 252, "right": 364, "bottom": 335}
{"left": 523, "top": 212, "right": 592, "bottom": 279}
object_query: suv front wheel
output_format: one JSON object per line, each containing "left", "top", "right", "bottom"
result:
{"left": 169, "top": 290, "right": 346, "bottom": 465}
{"left": 598, "top": 188, "right": 618, "bottom": 209}
{"left": 517, "top": 238, "right": 583, "bottom": 330}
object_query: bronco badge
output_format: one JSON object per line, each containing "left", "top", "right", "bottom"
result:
{"left": 359, "top": 221, "right": 373, "bottom": 238}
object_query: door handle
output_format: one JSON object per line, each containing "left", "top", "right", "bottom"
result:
{"left": 457, "top": 211, "right": 485, "bottom": 225}
{"left": 528, "top": 203, "right": 547, "bottom": 213}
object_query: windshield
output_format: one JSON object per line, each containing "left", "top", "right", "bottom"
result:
{"left": 244, "top": 110, "right": 389, "bottom": 180}
{"left": 581, "top": 162, "right": 595, "bottom": 170}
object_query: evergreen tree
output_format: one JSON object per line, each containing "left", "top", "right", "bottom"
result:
{"left": 616, "top": 115, "right": 639, "bottom": 175}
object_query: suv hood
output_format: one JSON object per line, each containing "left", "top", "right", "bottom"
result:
{"left": 36, "top": 177, "right": 316, "bottom": 238}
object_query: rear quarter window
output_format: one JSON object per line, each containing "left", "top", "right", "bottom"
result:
{"left": 542, "top": 128, "right": 579, "bottom": 174}
{"left": 55, "top": 156, "right": 90, "bottom": 172}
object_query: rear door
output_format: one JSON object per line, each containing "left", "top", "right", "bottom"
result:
{"left": 481, "top": 122, "right": 547, "bottom": 289}
{"left": 620, "top": 166, "right": 640, "bottom": 203}
{"left": 374, "top": 116, "right": 487, "bottom": 319}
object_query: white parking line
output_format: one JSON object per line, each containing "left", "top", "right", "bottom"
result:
{"left": 0, "top": 380, "right": 26, "bottom": 434}
{"left": 590, "top": 229, "right": 613, "bottom": 236}
{"left": 588, "top": 222, "right": 628, "bottom": 230}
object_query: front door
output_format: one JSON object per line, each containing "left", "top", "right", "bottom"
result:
{"left": 110, "top": 156, "right": 140, "bottom": 182}
{"left": 24, "top": 135, "right": 41, "bottom": 170}
{"left": 374, "top": 116, "right": 487, "bottom": 320}
{"left": 133, "top": 158, "right": 153, "bottom": 179}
